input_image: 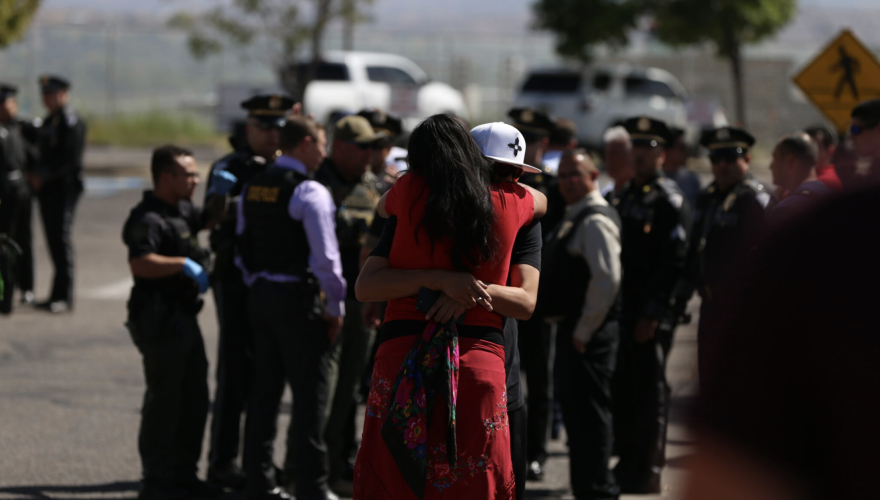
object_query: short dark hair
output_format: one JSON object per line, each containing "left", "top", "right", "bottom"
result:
{"left": 279, "top": 116, "right": 322, "bottom": 151}
{"left": 666, "top": 127, "right": 686, "bottom": 150}
{"left": 549, "top": 119, "right": 577, "bottom": 146}
{"left": 803, "top": 124, "right": 837, "bottom": 149}
{"left": 776, "top": 133, "right": 817, "bottom": 171}
{"left": 560, "top": 148, "right": 597, "bottom": 174}
{"left": 851, "top": 99, "right": 880, "bottom": 127}
{"left": 150, "top": 144, "right": 193, "bottom": 185}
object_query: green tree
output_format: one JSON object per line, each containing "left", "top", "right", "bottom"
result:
{"left": 653, "top": 0, "right": 796, "bottom": 125}
{"left": 169, "top": 0, "right": 373, "bottom": 101}
{"left": 532, "top": 0, "right": 641, "bottom": 63}
{"left": 0, "top": 0, "right": 41, "bottom": 48}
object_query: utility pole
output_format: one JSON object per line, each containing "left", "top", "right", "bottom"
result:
{"left": 342, "top": 0, "right": 354, "bottom": 51}
{"left": 105, "top": 20, "right": 117, "bottom": 118}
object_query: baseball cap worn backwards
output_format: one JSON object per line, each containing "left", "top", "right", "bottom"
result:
{"left": 470, "top": 122, "right": 542, "bottom": 173}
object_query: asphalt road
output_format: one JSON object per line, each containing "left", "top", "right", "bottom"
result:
{"left": 0, "top": 155, "right": 702, "bottom": 500}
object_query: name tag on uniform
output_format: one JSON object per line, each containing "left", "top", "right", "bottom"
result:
{"left": 246, "top": 186, "right": 280, "bottom": 203}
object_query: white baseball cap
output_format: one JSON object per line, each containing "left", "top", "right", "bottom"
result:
{"left": 470, "top": 122, "right": 542, "bottom": 173}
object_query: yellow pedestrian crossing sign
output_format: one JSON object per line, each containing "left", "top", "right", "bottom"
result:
{"left": 793, "top": 29, "right": 880, "bottom": 132}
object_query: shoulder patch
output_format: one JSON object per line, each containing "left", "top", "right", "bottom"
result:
{"left": 756, "top": 192, "right": 771, "bottom": 208}
{"left": 656, "top": 177, "right": 685, "bottom": 209}
{"left": 65, "top": 111, "right": 78, "bottom": 127}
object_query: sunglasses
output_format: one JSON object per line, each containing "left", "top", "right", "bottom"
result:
{"left": 709, "top": 151, "right": 744, "bottom": 164}
{"left": 252, "top": 122, "right": 282, "bottom": 131}
{"left": 849, "top": 123, "right": 878, "bottom": 136}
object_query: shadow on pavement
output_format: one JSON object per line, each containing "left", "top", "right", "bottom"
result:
{"left": 0, "top": 481, "right": 140, "bottom": 499}
{"left": 525, "top": 487, "right": 570, "bottom": 499}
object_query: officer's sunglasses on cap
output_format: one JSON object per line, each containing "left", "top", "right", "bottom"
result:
{"left": 849, "top": 122, "right": 878, "bottom": 136}
{"left": 709, "top": 150, "right": 745, "bottom": 164}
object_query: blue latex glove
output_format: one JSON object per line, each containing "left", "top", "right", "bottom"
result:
{"left": 208, "top": 170, "right": 238, "bottom": 197}
{"left": 182, "top": 257, "right": 209, "bottom": 294}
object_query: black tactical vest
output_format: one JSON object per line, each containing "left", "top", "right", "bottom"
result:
{"left": 537, "top": 203, "right": 622, "bottom": 321}
{"left": 238, "top": 167, "right": 310, "bottom": 277}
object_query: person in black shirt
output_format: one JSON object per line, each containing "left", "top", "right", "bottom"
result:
{"left": 0, "top": 84, "right": 38, "bottom": 312}
{"left": 204, "top": 93, "right": 293, "bottom": 488}
{"left": 613, "top": 116, "right": 690, "bottom": 494}
{"left": 122, "top": 145, "right": 235, "bottom": 500}
{"left": 31, "top": 75, "right": 86, "bottom": 313}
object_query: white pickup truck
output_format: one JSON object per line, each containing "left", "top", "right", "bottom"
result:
{"left": 298, "top": 51, "right": 469, "bottom": 130}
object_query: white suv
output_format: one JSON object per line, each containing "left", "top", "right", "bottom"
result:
{"left": 514, "top": 64, "right": 690, "bottom": 148}
{"left": 299, "top": 51, "right": 469, "bottom": 129}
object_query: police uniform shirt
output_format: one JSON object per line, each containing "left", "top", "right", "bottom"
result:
{"left": 235, "top": 155, "right": 347, "bottom": 318}
{"left": 205, "top": 145, "right": 270, "bottom": 280}
{"left": 664, "top": 168, "right": 702, "bottom": 209}
{"left": 685, "top": 176, "right": 769, "bottom": 299}
{"left": 0, "top": 119, "right": 27, "bottom": 185}
{"left": 314, "top": 157, "right": 381, "bottom": 300}
{"left": 559, "top": 190, "right": 622, "bottom": 344}
{"left": 37, "top": 106, "right": 86, "bottom": 183}
{"left": 369, "top": 214, "right": 543, "bottom": 413}
{"left": 615, "top": 174, "right": 691, "bottom": 318}
{"left": 122, "top": 191, "right": 207, "bottom": 299}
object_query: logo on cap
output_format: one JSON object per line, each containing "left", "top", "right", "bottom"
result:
{"left": 716, "top": 128, "right": 730, "bottom": 141}
{"left": 269, "top": 95, "right": 282, "bottom": 109}
{"left": 521, "top": 110, "right": 534, "bottom": 123}
{"left": 638, "top": 117, "right": 651, "bottom": 131}
{"left": 508, "top": 136, "right": 522, "bottom": 157}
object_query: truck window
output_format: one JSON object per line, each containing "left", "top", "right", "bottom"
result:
{"left": 592, "top": 72, "right": 612, "bottom": 91}
{"left": 624, "top": 76, "right": 678, "bottom": 99}
{"left": 366, "top": 66, "right": 418, "bottom": 85}
{"left": 521, "top": 73, "right": 581, "bottom": 93}
{"left": 296, "top": 62, "right": 350, "bottom": 82}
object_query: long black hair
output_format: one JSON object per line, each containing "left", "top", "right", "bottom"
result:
{"left": 407, "top": 114, "right": 497, "bottom": 271}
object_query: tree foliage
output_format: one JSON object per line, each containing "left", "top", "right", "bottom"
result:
{"left": 168, "top": 0, "right": 373, "bottom": 98}
{"left": 532, "top": 0, "right": 641, "bottom": 63}
{"left": 0, "top": 0, "right": 41, "bottom": 49}
{"left": 653, "top": 0, "right": 795, "bottom": 60}
{"left": 654, "top": 0, "right": 796, "bottom": 123}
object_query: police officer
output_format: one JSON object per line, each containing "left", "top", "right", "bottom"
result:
{"left": 612, "top": 116, "right": 690, "bottom": 494}
{"left": 238, "top": 116, "right": 343, "bottom": 500}
{"left": 0, "top": 84, "right": 37, "bottom": 313}
{"left": 357, "top": 108, "right": 404, "bottom": 195}
{"left": 31, "top": 75, "right": 86, "bottom": 313}
{"left": 204, "top": 93, "right": 293, "bottom": 488}
{"left": 310, "top": 115, "right": 380, "bottom": 494}
{"left": 507, "top": 107, "right": 563, "bottom": 480}
{"left": 122, "top": 145, "right": 236, "bottom": 500}
{"left": 543, "top": 150, "right": 622, "bottom": 500}
{"left": 768, "top": 132, "right": 831, "bottom": 225}
{"left": 677, "top": 126, "right": 770, "bottom": 386}
{"left": 848, "top": 99, "right": 880, "bottom": 184}
{"left": 662, "top": 127, "right": 701, "bottom": 209}
{"left": 601, "top": 126, "right": 635, "bottom": 203}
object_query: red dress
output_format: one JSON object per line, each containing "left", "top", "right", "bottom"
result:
{"left": 354, "top": 172, "right": 533, "bottom": 500}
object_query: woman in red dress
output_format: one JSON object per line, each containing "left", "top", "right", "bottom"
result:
{"left": 353, "top": 114, "right": 546, "bottom": 500}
